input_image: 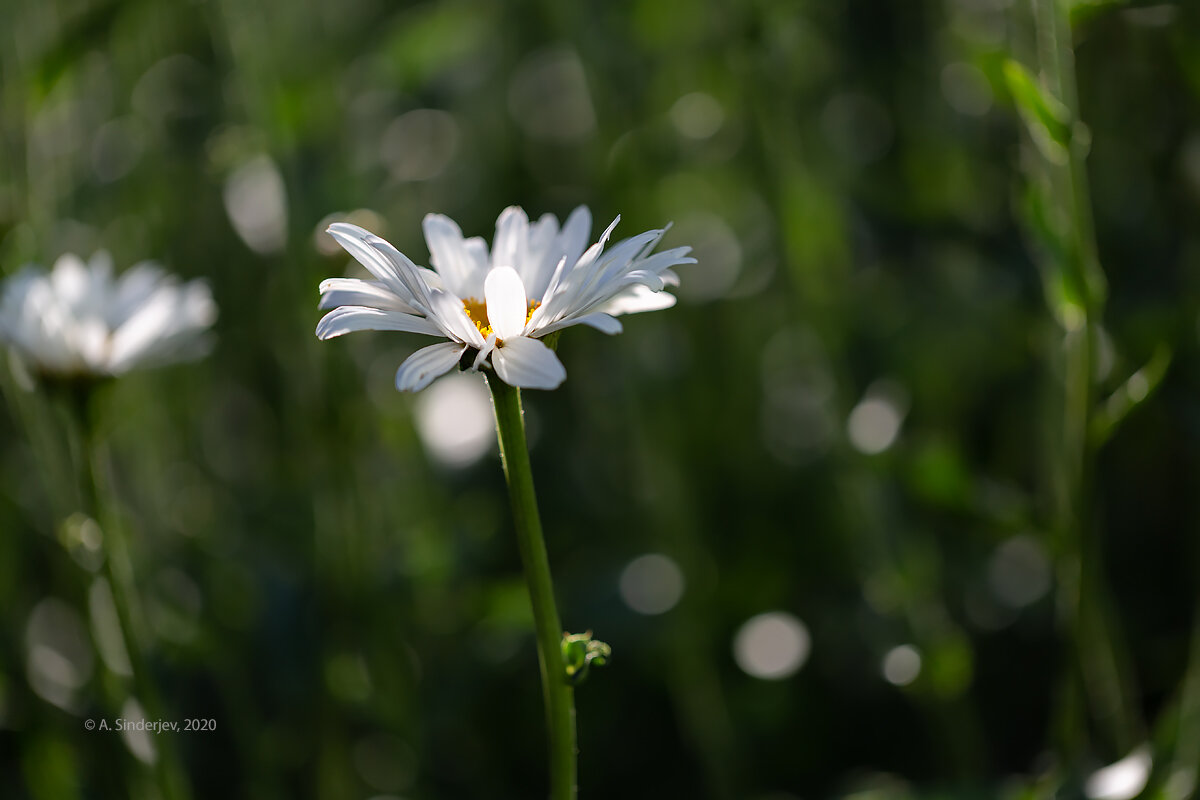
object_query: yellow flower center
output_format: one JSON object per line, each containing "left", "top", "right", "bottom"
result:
{"left": 462, "top": 298, "right": 540, "bottom": 339}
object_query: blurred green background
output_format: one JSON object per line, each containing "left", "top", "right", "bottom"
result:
{"left": 2, "top": 0, "right": 1200, "bottom": 797}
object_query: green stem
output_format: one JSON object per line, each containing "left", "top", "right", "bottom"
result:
{"left": 1030, "top": 0, "right": 1140, "bottom": 759}
{"left": 487, "top": 376, "right": 577, "bottom": 800}
{"left": 68, "top": 387, "right": 190, "bottom": 800}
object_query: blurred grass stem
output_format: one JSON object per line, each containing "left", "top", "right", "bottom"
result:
{"left": 68, "top": 386, "right": 191, "bottom": 800}
{"left": 487, "top": 376, "right": 577, "bottom": 800}
{"left": 1030, "top": 0, "right": 1141, "bottom": 758}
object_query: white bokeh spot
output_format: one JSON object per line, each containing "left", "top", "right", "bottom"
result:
{"left": 618, "top": 554, "right": 685, "bottom": 615}
{"left": 733, "top": 611, "right": 811, "bottom": 680}
{"left": 413, "top": 372, "right": 494, "bottom": 469}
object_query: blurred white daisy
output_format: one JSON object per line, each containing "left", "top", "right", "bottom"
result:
{"left": 0, "top": 252, "right": 217, "bottom": 379}
{"left": 317, "top": 206, "right": 693, "bottom": 391}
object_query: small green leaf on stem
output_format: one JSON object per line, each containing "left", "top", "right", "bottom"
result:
{"left": 1003, "top": 59, "right": 1073, "bottom": 165}
{"left": 562, "top": 631, "right": 611, "bottom": 685}
{"left": 1091, "top": 344, "right": 1172, "bottom": 446}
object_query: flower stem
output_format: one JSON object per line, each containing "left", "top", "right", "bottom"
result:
{"left": 486, "top": 376, "right": 577, "bottom": 800}
{"left": 68, "top": 386, "right": 190, "bottom": 800}
{"left": 1028, "top": 0, "right": 1141, "bottom": 759}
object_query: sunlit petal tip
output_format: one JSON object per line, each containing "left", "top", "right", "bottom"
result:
{"left": 326, "top": 221, "right": 369, "bottom": 239}
{"left": 497, "top": 205, "right": 529, "bottom": 223}
{"left": 422, "top": 211, "right": 458, "bottom": 227}
{"left": 603, "top": 215, "right": 621, "bottom": 235}
{"left": 53, "top": 252, "right": 88, "bottom": 272}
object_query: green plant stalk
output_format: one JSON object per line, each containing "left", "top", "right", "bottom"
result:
{"left": 487, "top": 376, "right": 577, "bottom": 800}
{"left": 69, "top": 387, "right": 191, "bottom": 800}
{"left": 1030, "top": 0, "right": 1140, "bottom": 758}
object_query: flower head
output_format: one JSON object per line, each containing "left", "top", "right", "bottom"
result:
{"left": 317, "top": 206, "right": 693, "bottom": 391}
{"left": 0, "top": 252, "right": 218, "bottom": 379}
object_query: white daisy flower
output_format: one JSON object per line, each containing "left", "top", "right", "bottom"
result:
{"left": 0, "top": 252, "right": 218, "bottom": 379}
{"left": 317, "top": 206, "right": 693, "bottom": 391}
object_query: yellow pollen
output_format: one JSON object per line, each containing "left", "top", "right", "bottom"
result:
{"left": 462, "top": 298, "right": 540, "bottom": 339}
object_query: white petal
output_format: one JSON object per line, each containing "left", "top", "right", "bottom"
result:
{"left": 520, "top": 213, "right": 562, "bottom": 299}
{"left": 633, "top": 247, "right": 696, "bottom": 276}
{"left": 492, "top": 206, "right": 529, "bottom": 270}
{"left": 600, "top": 285, "right": 677, "bottom": 316}
{"left": 596, "top": 215, "right": 621, "bottom": 249}
{"left": 396, "top": 342, "right": 466, "bottom": 392}
{"left": 428, "top": 289, "right": 485, "bottom": 347}
{"left": 50, "top": 254, "right": 92, "bottom": 309}
{"left": 327, "top": 223, "right": 431, "bottom": 309}
{"left": 622, "top": 269, "right": 665, "bottom": 291}
{"left": 327, "top": 224, "right": 410, "bottom": 294}
{"left": 315, "top": 306, "right": 441, "bottom": 339}
{"left": 318, "top": 278, "right": 419, "bottom": 313}
{"left": 109, "top": 263, "right": 168, "bottom": 326}
{"left": 484, "top": 267, "right": 528, "bottom": 340}
{"left": 558, "top": 206, "right": 592, "bottom": 270}
{"left": 491, "top": 336, "right": 566, "bottom": 390}
{"left": 108, "top": 279, "right": 216, "bottom": 372}
{"left": 531, "top": 256, "right": 569, "bottom": 321}
{"left": 535, "top": 312, "right": 623, "bottom": 336}
{"left": 362, "top": 234, "right": 437, "bottom": 308}
{"left": 86, "top": 251, "right": 114, "bottom": 281}
{"left": 167, "top": 281, "right": 218, "bottom": 331}
{"left": 459, "top": 238, "right": 490, "bottom": 297}
{"left": 472, "top": 332, "right": 497, "bottom": 371}
{"left": 574, "top": 214, "right": 621, "bottom": 272}
{"left": 76, "top": 318, "right": 111, "bottom": 371}
{"left": 423, "top": 214, "right": 483, "bottom": 298}
{"left": 106, "top": 286, "right": 177, "bottom": 370}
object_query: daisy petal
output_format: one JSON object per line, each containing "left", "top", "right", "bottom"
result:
{"left": 599, "top": 285, "right": 677, "bottom": 316}
{"left": 50, "top": 254, "right": 92, "bottom": 309}
{"left": 363, "top": 236, "right": 437, "bottom": 308}
{"left": 485, "top": 267, "right": 529, "bottom": 340}
{"left": 423, "top": 214, "right": 481, "bottom": 298}
{"left": 492, "top": 207, "right": 529, "bottom": 270}
{"left": 327, "top": 224, "right": 414, "bottom": 298}
{"left": 622, "top": 269, "right": 665, "bottom": 292}
{"left": 109, "top": 284, "right": 201, "bottom": 371}
{"left": 428, "top": 289, "right": 486, "bottom": 347}
{"left": 110, "top": 263, "right": 168, "bottom": 325}
{"left": 328, "top": 223, "right": 434, "bottom": 310}
{"left": 472, "top": 332, "right": 497, "bottom": 371}
{"left": 491, "top": 336, "right": 566, "bottom": 390}
{"left": 536, "top": 312, "right": 623, "bottom": 336}
{"left": 395, "top": 342, "right": 466, "bottom": 392}
{"left": 559, "top": 206, "right": 592, "bottom": 269}
{"left": 318, "top": 278, "right": 421, "bottom": 313}
{"left": 316, "top": 306, "right": 441, "bottom": 339}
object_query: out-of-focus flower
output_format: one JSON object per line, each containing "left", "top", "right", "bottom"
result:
{"left": 0, "top": 252, "right": 217, "bottom": 379}
{"left": 317, "top": 206, "right": 692, "bottom": 391}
